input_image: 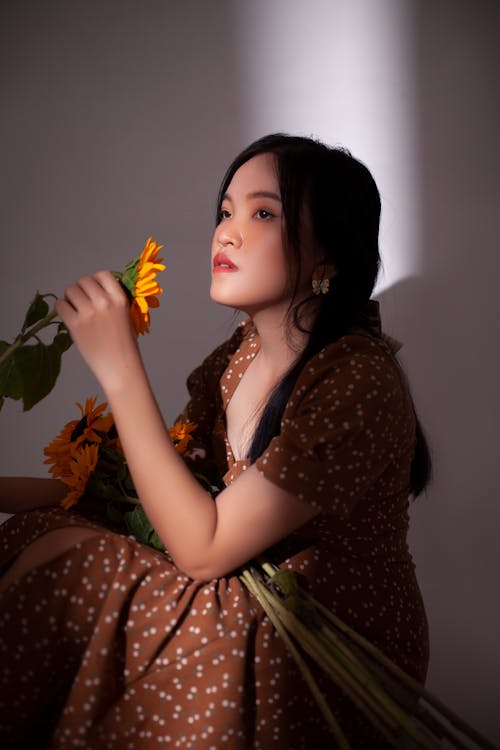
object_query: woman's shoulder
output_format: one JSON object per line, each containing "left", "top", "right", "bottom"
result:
{"left": 255, "top": 329, "right": 415, "bottom": 519}
{"left": 307, "top": 327, "right": 400, "bottom": 372}
{"left": 288, "top": 328, "right": 408, "bottom": 412}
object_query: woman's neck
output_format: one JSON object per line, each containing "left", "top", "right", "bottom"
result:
{"left": 249, "top": 306, "right": 310, "bottom": 381}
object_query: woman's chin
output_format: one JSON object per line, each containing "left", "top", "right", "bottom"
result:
{"left": 209, "top": 290, "right": 251, "bottom": 316}
{"left": 211, "top": 283, "right": 240, "bottom": 307}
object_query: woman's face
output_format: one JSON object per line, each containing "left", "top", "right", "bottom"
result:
{"left": 210, "top": 153, "right": 296, "bottom": 317}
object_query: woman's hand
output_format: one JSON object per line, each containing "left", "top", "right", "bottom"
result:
{"left": 56, "top": 271, "right": 142, "bottom": 392}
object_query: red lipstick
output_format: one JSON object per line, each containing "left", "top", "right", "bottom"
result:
{"left": 213, "top": 252, "right": 238, "bottom": 272}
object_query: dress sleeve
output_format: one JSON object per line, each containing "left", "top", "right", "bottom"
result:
{"left": 174, "top": 322, "right": 246, "bottom": 462}
{"left": 254, "top": 334, "right": 416, "bottom": 519}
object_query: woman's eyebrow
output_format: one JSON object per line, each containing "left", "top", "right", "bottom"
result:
{"left": 222, "top": 190, "right": 282, "bottom": 203}
{"left": 247, "top": 190, "right": 281, "bottom": 202}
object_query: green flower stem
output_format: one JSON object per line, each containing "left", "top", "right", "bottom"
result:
{"left": 314, "top": 624, "right": 410, "bottom": 726}
{"left": 317, "top": 623, "right": 426, "bottom": 740}
{"left": 257, "top": 568, "right": 410, "bottom": 746}
{"left": 257, "top": 560, "right": 443, "bottom": 749}
{"left": 240, "top": 568, "right": 352, "bottom": 750}
{"left": 259, "top": 580, "right": 405, "bottom": 747}
{"left": 257, "top": 560, "right": 402, "bottom": 739}
{"left": 262, "top": 561, "right": 497, "bottom": 750}
{"left": 414, "top": 706, "right": 472, "bottom": 750}
{"left": 314, "top": 627, "right": 437, "bottom": 749}
{"left": 313, "top": 628, "right": 401, "bottom": 741}
{"left": 120, "top": 494, "right": 142, "bottom": 506}
{"left": 257, "top": 560, "right": 398, "bottom": 740}
{"left": 0, "top": 308, "right": 58, "bottom": 368}
{"left": 311, "top": 597, "right": 498, "bottom": 750}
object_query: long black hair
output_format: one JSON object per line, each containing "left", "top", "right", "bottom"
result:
{"left": 216, "top": 133, "right": 431, "bottom": 497}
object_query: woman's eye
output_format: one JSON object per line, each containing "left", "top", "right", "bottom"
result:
{"left": 256, "top": 209, "right": 274, "bottom": 219}
{"left": 218, "top": 208, "right": 231, "bottom": 221}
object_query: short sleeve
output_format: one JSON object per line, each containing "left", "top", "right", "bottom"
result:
{"left": 255, "top": 335, "right": 416, "bottom": 519}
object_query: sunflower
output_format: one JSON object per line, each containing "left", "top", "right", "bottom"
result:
{"left": 44, "top": 397, "right": 111, "bottom": 479}
{"left": 120, "top": 237, "right": 165, "bottom": 335}
{"left": 168, "top": 422, "right": 197, "bottom": 455}
{"left": 60, "top": 443, "right": 99, "bottom": 510}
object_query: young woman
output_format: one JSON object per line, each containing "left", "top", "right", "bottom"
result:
{"left": 0, "top": 133, "right": 430, "bottom": 749}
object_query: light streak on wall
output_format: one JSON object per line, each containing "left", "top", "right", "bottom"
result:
{"left": 231, "top": 0, "right": 420, "bottom": 292}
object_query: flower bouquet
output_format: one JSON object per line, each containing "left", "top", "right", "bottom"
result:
{"left": 2, "top": 238, "right": 498, "bottom": 749}
{"left": 43, "top": 398, "right": 218, "bottom": 551}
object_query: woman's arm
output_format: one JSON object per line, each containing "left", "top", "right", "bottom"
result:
{"left": 0, "top": 477, "right": 67, "bottom": 513}
{"left": 102, "top": 358, "right": 318, "bottom": 580}
{"left": 55, "top": 271, "right": 318, "bottom": 580}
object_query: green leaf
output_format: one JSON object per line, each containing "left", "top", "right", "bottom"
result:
{"left": 0, "top": 323, "right": 74, "bottom": 411}
{"left": 92, "top": 477, "right": 125, "bottom": 504}
{"left": 148, "top": 529, "right": 165, "bottom": 551}
{"left": 22, "top": 292, "right": 49, "bottom": 332}
{"left": 122, "top": 474, "right": 137, "bottom": 495}
{"left": 0, "top": 341, "right": 23, "bottom": 400}
{"left": 117, "top": 461, "right": 129, "bottom": 482}
{"left": 124, "top": 505, "right": 155, "bottom": 546}
{"left": 53, "top": 331, "right": 72, "bottom": 354}
{"left": 54, "top": 322, "right": 72, "bottom": 353}
{"left": 15, "top": 342, "right": 62, "bottom": 411}
{"left": 99, "top": 445, "right": 124, "bottom": 465}
{"left": 106, "top": 502, "right": 126, "bottom": 525}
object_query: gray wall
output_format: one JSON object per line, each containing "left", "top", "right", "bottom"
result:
{"left": 1, "top": 0, "right": 499, "bottom": 743}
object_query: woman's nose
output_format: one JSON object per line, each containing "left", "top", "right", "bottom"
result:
{"left": 216, "top": 220, "right": 242, "bottom": 249}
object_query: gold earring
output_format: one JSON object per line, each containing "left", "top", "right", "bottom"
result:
{"left": 312, "top": 278, "right": 330, "bottom": 295}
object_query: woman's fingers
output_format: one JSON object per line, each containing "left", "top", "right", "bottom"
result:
{"left": 53, "top": 270, "right": 140, "bottom": 390}
{"left": 58, "top": 272, "right": 126, "bottom": 315}
{"left": 93, "top": 269, "right": 124, "bottom": 294}
{"left": 54, "top": 296, "right": 75, "bottom": 324}
{"left": 61, "top": 276, "right": 97, "bottom": 312}
{"left": 55, "top": 271, "right": 129, "bottom": 336}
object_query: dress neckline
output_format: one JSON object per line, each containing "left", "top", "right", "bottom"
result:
{"left": 218, "top": 323, "right": 261, "bottom": 480}
{"left": 217, "top": 312, "right": 400, "bottom": 485}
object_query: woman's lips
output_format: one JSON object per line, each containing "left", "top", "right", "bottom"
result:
{"left": 212, "top": 252, "right": 239, "bottom": 272}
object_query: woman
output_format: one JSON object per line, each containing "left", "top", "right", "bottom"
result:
{"left": 0, "top": 133, "right": 430, "bottom": 749}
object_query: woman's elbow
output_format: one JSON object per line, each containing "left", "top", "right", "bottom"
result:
{"left": 176, "top": 554, "right": 238, "bottom": 582}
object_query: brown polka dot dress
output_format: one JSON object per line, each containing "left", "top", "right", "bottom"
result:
{"left": 0, "top": 317, "right": 429, "bottom": 749}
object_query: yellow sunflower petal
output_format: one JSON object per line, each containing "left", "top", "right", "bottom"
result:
{"left": 141, "top": 238, "right": 164, "bottom": 262}
{"left": 135, "top": 280, "right": 163, "bottom": 296}
{"left": 130, "top": 302, "right": 150, "bottom": 335}
{"left": 134, "top": 295, "right": 150, "bottom": 314}
{"left": 168, "top": 422, "right": 197, "bottom": 455}
{"left": 59, "top": 443, "right": 99, "bottom": 510}
{"left": 128, "top": 236, "right": 166, "bottom": 336}
{"left": 44, "top": 398, "right": 110, "bottom": 480}
{"left": 140, "top": 262, "right": 166, "bottom": 276}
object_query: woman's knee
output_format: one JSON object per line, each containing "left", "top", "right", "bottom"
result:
{"left": 0, "top": 527, "right": 100, "bottom": 593}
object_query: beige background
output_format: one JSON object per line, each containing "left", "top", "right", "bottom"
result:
{"left": 1, "top": 0, "right": 499, "bottom": 743}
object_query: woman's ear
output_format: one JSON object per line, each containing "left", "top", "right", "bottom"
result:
{"left": 311, "top": 263, "right": 336, "bottom": 295}
{"left": 312, "top": 263, "right": 336, "bottom": 282}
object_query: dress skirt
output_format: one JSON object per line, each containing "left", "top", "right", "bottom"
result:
{"left": 0, "top": 506, "right": 385, "bottom": 750}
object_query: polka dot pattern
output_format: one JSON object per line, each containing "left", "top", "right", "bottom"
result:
{"left": 0, "top": 318, "right": 429, "bottom": 749}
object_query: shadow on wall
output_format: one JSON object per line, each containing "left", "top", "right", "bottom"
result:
{"left": 379, "top": 273, "right": 500, "bottom": 742}
{"left": 377, "top": 0, "right": 500, "bottom": 740}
